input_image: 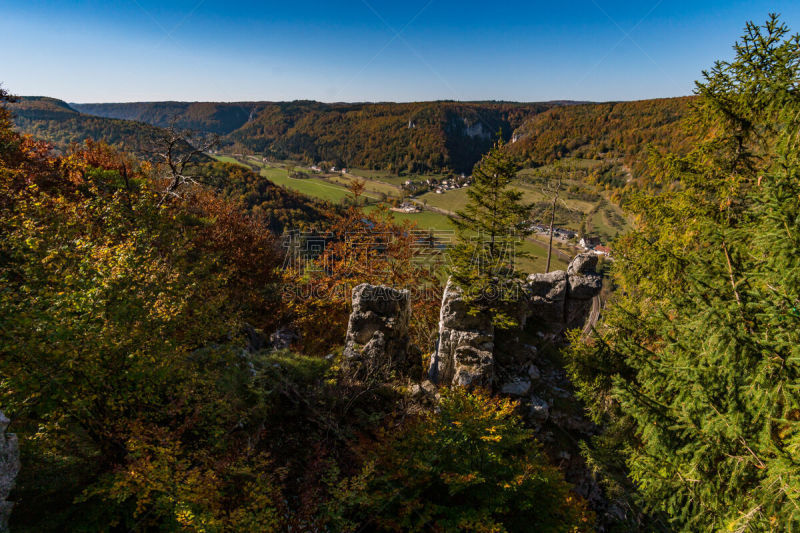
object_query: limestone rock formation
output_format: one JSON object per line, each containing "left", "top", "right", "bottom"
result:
{"left": 428, "top": 280, "right": 494, "bottom": 387}
{"left": 0, "top": 412, "right": 19, "bottom": 532}
{"left": 527, "top": 253, "right": 603, "bottom": 331}
{"left": 421, "top": 254, "right": 607, "bottom": 522}
{"left": 346, "top": 254, "right": 606, "bottom": 521}
{"left": 343, "top": 283, "right": 412, "bottom": 378}
{"left": 565, "top": 253, "right": 603, "bottom": 329}
{"left": 428, "top": 254, "right": 603, "bottom": 388}
{"left": 526, "top": 269, "right": 568, "bottom": 328}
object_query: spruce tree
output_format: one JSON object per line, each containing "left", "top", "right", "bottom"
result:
{"left": 566, "top": 15, "right": 800, "bottom": 531}
{"left": 448, "top": 138, "right": 531, "bottom": 327}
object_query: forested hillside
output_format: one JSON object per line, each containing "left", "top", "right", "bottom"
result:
{"left": 21, "top": 96, "right": 695, "bottom": 182}
{"left": 507, "top": 96, "right": 695, "bottom": 189}
{"left": 226, "top": 100, "right": 557, "bottom": 172}
{"left": 73, "top": 100, "right": 563, "bottom": 172}
{"left": 72, "top": 101, "right": 257, "bottom": 135}
{"left": 9, "top": 97, "right": 168, "bottom": 156}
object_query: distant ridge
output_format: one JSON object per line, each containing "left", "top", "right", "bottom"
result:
{"left": 7, "top": 96, "right": 178, "bottom": 157}
{"left": 11, "top": 95, "right": 693, "bottom": 177}
{"left": 71, "top": 100, "right": 572, "bottom": 172}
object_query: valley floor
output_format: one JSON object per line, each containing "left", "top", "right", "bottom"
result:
{"left": 214, "top": 153, "right": 632, "bottom": 273}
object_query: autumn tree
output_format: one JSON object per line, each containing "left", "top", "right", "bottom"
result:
{"left": 283, "top": 198, "right": 444, "bottom": 358}
{"left": 327, "top": 388, "right": 592, "bottom": 532}
{"left": 0, "top": 125, "right": 286, "bottom": 528}
{"left": 149, "top": 123, "right": 218, "bottom": 205}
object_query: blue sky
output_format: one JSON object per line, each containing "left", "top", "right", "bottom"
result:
{"left": 3, "top": 0, "right": 800, "bottom": 103}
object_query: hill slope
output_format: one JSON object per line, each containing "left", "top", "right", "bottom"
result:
{"left": 71, "top": 101, "right": 258, "bottom": 135}
{"left": 225, "top": 100, "right": 562, "bottom": 173}
{"left": 8, "top": 97, "right": 168, "bottom": 156}
{"left": 507, "top": 96, "right": 695, "bottom": 187}
{"left": 14, "top": 95, "right": 696, "bottom": 195}
{"left": 72, "top": 100, "right": 570, "bottom": 173}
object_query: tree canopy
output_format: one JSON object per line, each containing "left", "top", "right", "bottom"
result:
{"left": 566, "top": 15, "right": 800, "bottom": 531}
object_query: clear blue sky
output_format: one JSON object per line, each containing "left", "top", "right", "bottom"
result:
{"left": 3, "top": 0, "right": 800, "bottom": 103}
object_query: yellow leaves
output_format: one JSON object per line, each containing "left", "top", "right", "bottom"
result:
{"left": 480, "top": 432, "right": 503, "bottom": 443}
{"left": 174, "top": 506, "right": 199, "bottom": 528}
{"left": 439, "top": 471, "right": 479, "bottom": 486}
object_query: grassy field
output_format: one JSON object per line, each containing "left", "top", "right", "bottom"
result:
{"left": 213, "top": 154, "right": 594, "bottom": 273}
{"left": 519, "top": 240, "right": 568, "bottom": 273}
{"left": 218, "top": 155, "right": 383, "bottom": 204}
{"left": 258, "top": 166, "right": 356, "bottom": 203}
{"left": 214, "top": 155, "right": 246, "bottom": 166}
{"left": 330, "top": 173, "right": 402, "bottom": 197}
{"left": 364, "top": 205, "right": 566, "bottom": 274}
{"left": 417, "top": 187, "right": 469, "bottom": 213}
{"left": 417, "top": 166, "right": 631, "bottom": 242}
{"left": 418, "top": 183, "right": 595, "bottom": 217}
{"left": 220, "top": 156, "right": 619, "bottom": 246}
{"left": 588, "top": 205, "right": 629, "bottom": 242}
{"left": 368, "top": 206, "right": 457, "bottom": 231}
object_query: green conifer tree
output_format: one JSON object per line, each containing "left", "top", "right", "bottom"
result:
{"left": 448, "top": 138, "right": 531, "bottom": 327}
{"left": 566, "top": 15, "right": 800, "bottom": 531}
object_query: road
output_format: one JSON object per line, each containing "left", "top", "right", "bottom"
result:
{"left": 581, "top": 294, "right": 603, "bottom": 339}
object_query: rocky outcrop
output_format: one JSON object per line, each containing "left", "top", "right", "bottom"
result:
{"left": 565, "top": 254, "right": 603, "bottom": 329}
{"left": 428, "top": 280, "right": 495, "bottom": 387}
{"left": 343, "top": 283, "right": 412, "bottom": 378}
{"left": 527, "top": 253, "right": 603, "bottom": 331}
{"left": 0, "top": 412, "right": 19, "bottom": 532}
{"left": 346, "top": 255, "right": 607, "bottom": 523}
{"left": 527, "top": 269, "right": 568, "bottom": 329}
{"left": 430, "top": 254, "right": 602, "bottom": 388}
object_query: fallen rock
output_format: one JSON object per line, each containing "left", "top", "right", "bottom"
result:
{"left": 526, "top": 364, "right": 541, "bottom": 380}
{"left": 501, "top": 378, "right": 532, "bottom": 396}
{"left": 0, "top": 412, "right": 19, "bottom": 532}
{"left": 268, "top": 327, "right": 297, "bottom": 351}
{"left": 529, "top": 396, "right": 550, "bottom": 420}
{"left": 344, "top": 284, "right": 411, "bottom": 378}
{"left": 408, "top": 380, "right": 437, "bottom": 398}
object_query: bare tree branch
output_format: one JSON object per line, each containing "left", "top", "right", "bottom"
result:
{"left": 149, "top": 119, "right": 219, "bottom": 207}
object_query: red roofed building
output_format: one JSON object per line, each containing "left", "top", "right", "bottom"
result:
{"left": 594, "top": 245, "right": 612, "bottom": 256}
